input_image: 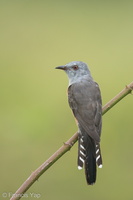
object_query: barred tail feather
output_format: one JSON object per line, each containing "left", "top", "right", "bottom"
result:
{"left": 96, "top": 143, "right": 102, "bottom": 168}
{"left": 78, "top": 136, "right": 86, "bottom": 170}
{"left": 78, "top": 133, "right": 96, "bottom": 185}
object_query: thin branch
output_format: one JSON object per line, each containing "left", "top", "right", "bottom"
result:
{"left": 102, "top": 82, "right": 133, "bottom": 115}
{"left": 10, "top": 82, "right": 133, "bottom": 200}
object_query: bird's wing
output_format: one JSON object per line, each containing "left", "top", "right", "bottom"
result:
{"left": 68, "top": 80, "right": 102, "bottom": 143}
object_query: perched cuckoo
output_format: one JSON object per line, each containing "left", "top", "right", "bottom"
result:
{"left": 55, "top": 61, "right": 102, "bottom": 185}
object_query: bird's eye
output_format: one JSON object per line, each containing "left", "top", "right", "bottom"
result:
{"left": 72, "top": 65, "right": 78, "bottom": 70}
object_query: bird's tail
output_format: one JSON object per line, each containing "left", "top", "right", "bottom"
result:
{"left": 78, "top": 133, "right": 96, "bottom": 185}
{"left": 95, "top": 143, "right": 102, "bottom": 168}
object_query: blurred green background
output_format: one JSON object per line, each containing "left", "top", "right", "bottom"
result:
{"left": 0, "top": 1, "right": 133, "bottom": 199}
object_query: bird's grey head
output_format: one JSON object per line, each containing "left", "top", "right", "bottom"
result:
{"left": 55, "top": 61, "right": 93, "bottom": 85}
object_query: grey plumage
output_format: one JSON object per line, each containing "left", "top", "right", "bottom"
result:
{"left": 56, "top": 61, "right": 102, "bottom": 185}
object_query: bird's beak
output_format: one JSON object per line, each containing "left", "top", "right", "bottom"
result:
{"left": 55, "top": 66, "right": 67, "bottom": 70}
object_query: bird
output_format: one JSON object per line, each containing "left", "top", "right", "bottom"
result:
{"left": 55, "top": 61, "right": 102, "bottom": 185}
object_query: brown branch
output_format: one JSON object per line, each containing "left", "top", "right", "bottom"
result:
{"left": 102, "top": 82, "right": 133, "bottom": 115}
{"left": 10, "top": 81, "right": 133, "bottom": 200}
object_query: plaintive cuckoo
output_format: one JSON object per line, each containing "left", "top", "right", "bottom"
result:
{"left": 55, "top": 61, "right": 102, "bottom": 185}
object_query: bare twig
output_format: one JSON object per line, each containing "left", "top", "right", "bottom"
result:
{"left": 10, "top": 81, "right": 133, "bottom": 200}
{"left": 102, "top": 82, "right": 133, "bottom": 114}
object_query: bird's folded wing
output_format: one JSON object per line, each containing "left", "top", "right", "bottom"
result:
{"left": 68, "top": 81, "right": 102, "bottom": 143}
